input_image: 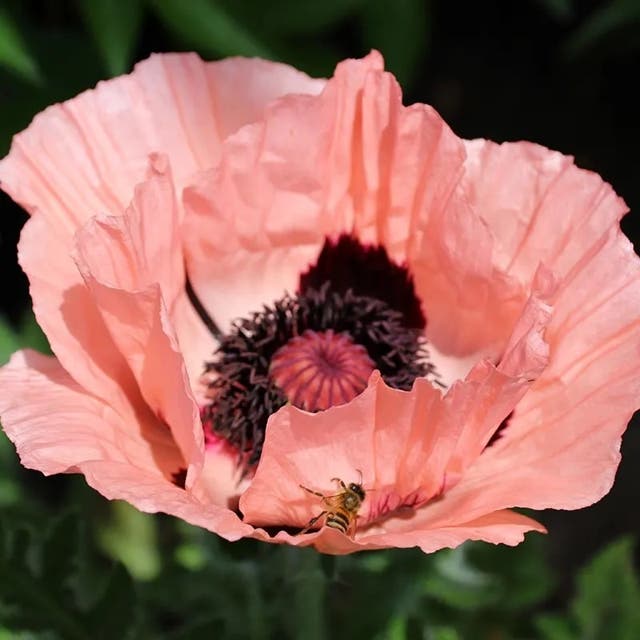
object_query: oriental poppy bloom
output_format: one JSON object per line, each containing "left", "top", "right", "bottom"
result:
{"left": 1, "top": 52, "right": 638, "bottom": 554}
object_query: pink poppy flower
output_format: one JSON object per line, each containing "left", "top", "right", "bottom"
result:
{"left": 1, "top": 52, "right": 638, "bottom": 554}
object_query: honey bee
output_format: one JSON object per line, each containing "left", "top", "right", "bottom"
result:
{"left": 299, "top": 473, "right": 366, "bottom": 537}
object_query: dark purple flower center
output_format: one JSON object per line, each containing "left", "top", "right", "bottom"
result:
{"left": 299, "top": 234, "right": 426, "bottom": 329}
{"left": 197, "top": 234, "right": 432, "bottom": 468}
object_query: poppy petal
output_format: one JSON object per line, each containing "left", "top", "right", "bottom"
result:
{"left": 182, "top": 51, "right": 472, "bottom": 331}
{"left": 18, "top": 214, "right": 149, "bottom": 428}
{"left": 415, "top": 143, "right": 640, "bottom": 521}
{"left": 462, "top": 140, "right": 628, "bottom": 285}
{"left": 0, "top": 54, "right": 324, "bottom": 234}
{"left": 240, "top": 286, "right": 549, "bottom": 552}
{"left": 73, "top": 184, "right": 204, "bottom": 483}
{"left": 0, "top": 350, "right": 182, "bottom": 479}
{"left": 79, "top": 460, "right": 253, "bottom": 542}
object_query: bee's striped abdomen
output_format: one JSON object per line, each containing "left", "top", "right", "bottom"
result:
{"left": 299, "top": 477, "right": 365, "bottom": 538}
{"left": 326, "top": 510, "right": 350, "bottom": 533}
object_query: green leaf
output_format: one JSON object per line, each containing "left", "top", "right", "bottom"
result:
{"left": 0, "top": 510, "right": 139, "bottom": 639}
{"left": 17, "top": 314, "right": 50, "bottom": 355}
{"left": 149, "top": 0, "right": 273, "bottom": 58}
{"left": 174, "top": 541, "right": 207, "bottom": 571}
{"left": 469, "top": 534, "right": 555, "bottom": 611}
{"left": 360, "top": 0, "right": 430, "bottom": 88}
{"left": 0, "top": 8, "right": 40, "bottom": 83}
{"left": 0, "top": 317, "right": 19, "bottom": 365}
{"left": 535, "top": 613, "right": 576, "bottom": 640}
{"left": 41, "top": 514, "right": 81, "bottom": 603}
{"left": 0, "top": 477, "right": 20, "bottom": 508}
{"left": 0, "top": 313, "right": 49, "bottom": 365}
{"left": 427, "top": 627, "right": 462, "bottom": 640}
{"left": 77, "top": 0, "right": 144, "bottom": 76}
{"left": 571, "top": 537, "right": 640, "bottom": 640}
{"left": 0, "top": 428, "right": 22, "bottom": 508}
{"left": 0, "top": 519, "right": 88, "bottom": 639}
{"left": 563, "top": 0, "right": 640, "bottom": 58}
{"left": 384, "top": 615, "right": 407, "bottom": 640}
{"left": 422, "top": 546, "right": 499, "bottom": 611}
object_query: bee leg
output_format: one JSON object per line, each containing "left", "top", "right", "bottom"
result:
{"left": 299, "top": 511, "right": 327, "bottom": 535}
{"left": 347, "top": 515, "right": 360, "bottom": 538}
{"left": 300, "top": 484, "right": 342, "bottom": 508}
{"left": 300, "top": 484, "right": 326, "bottom": 499}
{"left": 330, "top": 478, "right": 347, "bottom": 491}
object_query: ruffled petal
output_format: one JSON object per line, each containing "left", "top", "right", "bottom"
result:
{"left": 435, "top": 141, "right": 640, "bottom": 514}
{"left": 190, "top": 437, "right": 250, "bottom": 510}
{"left": 0, "top": 350, "right": 182, "bottom": 480}
{"left": 445, "top": 273, "right": 552, "bottom": 481}
{"left": 359, "top": 509, "right": 545, "bottom": 554}
{"left": 73, "top": 176, "right": 205, "bottom": 483}
{"left": 79, "top": 460, "right": 253, "bottom": 542}
{"left": 444, "top": 235, "right": 640, "bottom": 518}
{"left": 4, "top": 55, "right": 323, "bottom": 436}
{"left": 0, "top": 352, "right": 252, "bottom": 542}
{"left": 462, "top": 140, "right": 628, "bottom": 286}
{"left": 248, "top": 508, "right": 544, "bottom": 555}
{"left": 0, "top": 53, "right": 324, "bottom": 234}
{"left": 182, "top": 51, "right": 476, "bottom": 333}
{"left": 239, "top": 372, "right": 446, "bottom": 530}
{"left": 73, "top": 155, "right": 214, "bottom": 390}
{"left": 18, "top": 214, "right": 153, "bottom": 432}
{"left": 239, "top": 275, "right": 551, "bottom": 552}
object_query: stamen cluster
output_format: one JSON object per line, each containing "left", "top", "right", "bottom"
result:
{"left": 202, "top": 284, "right": 431, "bottom": 467}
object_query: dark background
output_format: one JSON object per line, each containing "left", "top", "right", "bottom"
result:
{"left": 0, "top": 1, "right": 639, "bottom": 637}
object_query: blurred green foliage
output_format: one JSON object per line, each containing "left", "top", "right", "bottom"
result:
{"left": 1, "top": 1, "right": 640, "bottom": 638}
{"left": 76, "top": 0, "right": 144, "bottom": 77}
{"left": 0, "top": 7, "right": 41, "bottom": 83}
{"left": 0, "top": 0, "right": 634, "bottom": 87}
{"left": 1, "top": 496, "right": 639, "bottom": 639}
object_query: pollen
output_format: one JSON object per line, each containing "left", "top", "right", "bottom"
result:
{"left": 270, "top": 329, "right": 375, "bottom": 412}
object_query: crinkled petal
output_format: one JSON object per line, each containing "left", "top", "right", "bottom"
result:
{"left": 74, "top": 155, "right": 213, "bottom": 390}
{"left": 422, "top": 144, "right": 640, "bottom": 518}
{"left": 0, "top": 350, "right": 182, "bottom": 479}
{"left": 445, "top": 273, "right": 552, "bottom": 480}
{"left": 18, "top": 214, "right": 154, "bottom": 432}
{"left": 0, "top": 53, "right": 324, "bottom": 235}
{"left": 0, "top": 351, "right": 252, "bottom": 541}
{"left": 248, "top": 508, "right": 544, "bottom": 556}
{"left": 240, "top": 277, "right": 551, "bottom": 552}
{"left": 356, "top": 509, "right": 546, "bottom": 553}
{"left": 240, "top": 372, "right": 446, "bottom": 530}
{"left": 73, "top": 207, "right": 204, "bottom": 484}
{"left": 462, "top": 140, "right": 628, "bottom": 285}
{"left": 183, "top": 51, "right": 483, "bottom": 334}
{"left": 189, "top": 437, "right": 249, "bottom": 510}
{"left": 449, "top": 233, "right": 640, "bottom": 516}
{"left": 79, "top": 460, "right": 253, "bottom": 542}
{"left": 2, "top": 55, "right": 321, "bottom": 393}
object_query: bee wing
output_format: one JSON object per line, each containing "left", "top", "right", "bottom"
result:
{"left": 322, "top": 493, "right": 346, "bottom": 509}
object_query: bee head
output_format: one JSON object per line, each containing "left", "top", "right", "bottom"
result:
{"left": 349, "top": 483, "right": 366, "bottom": 501}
